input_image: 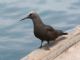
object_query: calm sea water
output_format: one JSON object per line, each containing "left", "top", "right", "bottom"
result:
{"left": 0, "top": 0, "right": 80, "bottom": 60}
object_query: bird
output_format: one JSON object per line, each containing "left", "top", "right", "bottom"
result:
{"left": 20, "top": 11, "right": 68, "bottom": 48}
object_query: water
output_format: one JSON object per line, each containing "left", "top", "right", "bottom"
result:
{"left": 0, "top": 0, "right": 80, "bottom": 60}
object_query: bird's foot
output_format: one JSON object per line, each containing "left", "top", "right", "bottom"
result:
{"left": 45, "top": 46, "right": 50, "bottom": 50}
{"left": 39, "top": 45, "right": 42, "bottom": 48}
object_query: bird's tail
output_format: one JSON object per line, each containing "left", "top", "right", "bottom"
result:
{"left": 62, "top": 32, "right": 68, "bottom": 35}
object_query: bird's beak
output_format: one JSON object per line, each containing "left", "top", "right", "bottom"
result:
{"left": 20, "top": 16, "right": 29, "bottom": 21}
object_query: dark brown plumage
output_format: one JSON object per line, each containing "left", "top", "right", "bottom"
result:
{"left": 20, "top": 11, "right": 68, "bottom": 48}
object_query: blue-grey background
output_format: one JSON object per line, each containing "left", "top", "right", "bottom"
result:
{"left": 0, "top": 0, "right": 80, "bottom": 60}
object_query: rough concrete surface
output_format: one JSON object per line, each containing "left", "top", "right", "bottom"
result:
{"left": 20, "top": 25, "right": 80, "bottom": 60}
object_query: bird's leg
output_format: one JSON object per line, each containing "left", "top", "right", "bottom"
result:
{"left": 45, "top": 40, "right": 50, "bottom": 50}
{"left": 39, "top": 40, "right": 43, "bottom": 48}
{"left": 47, "top": 40, "right": 50, "bottom": 45}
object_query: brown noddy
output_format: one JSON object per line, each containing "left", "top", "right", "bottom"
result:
{"left": 20, "top": 11, "right": 68, "bottom": 48}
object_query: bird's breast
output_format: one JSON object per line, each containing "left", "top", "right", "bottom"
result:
{"left": 34, "top": 29, "right": 47, "bottom": 40}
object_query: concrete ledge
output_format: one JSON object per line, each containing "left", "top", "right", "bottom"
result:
{"left": 20, "top": 25, "right": 80, "bottom": 60}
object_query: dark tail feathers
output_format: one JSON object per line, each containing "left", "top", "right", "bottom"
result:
{"left": 57, "top": 30, "right": 68, "bottom": 35}
{"left": 63, "top": 32, "right": 68, "bottom": 35}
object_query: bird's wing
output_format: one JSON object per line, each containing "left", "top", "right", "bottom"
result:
{"left": 44, "top": 25, "right": 58, "bottom": 38}
{"left": 44, "top": 25, "right": 56, "bottom": 32}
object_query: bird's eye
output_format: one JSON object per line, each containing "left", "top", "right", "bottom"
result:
{"left": 29, "top": 14, "right": 32, "bottom": 16}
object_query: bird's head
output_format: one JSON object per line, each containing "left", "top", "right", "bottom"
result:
{"left": 20, "top": 11, "right": 37, "bottom": 21}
